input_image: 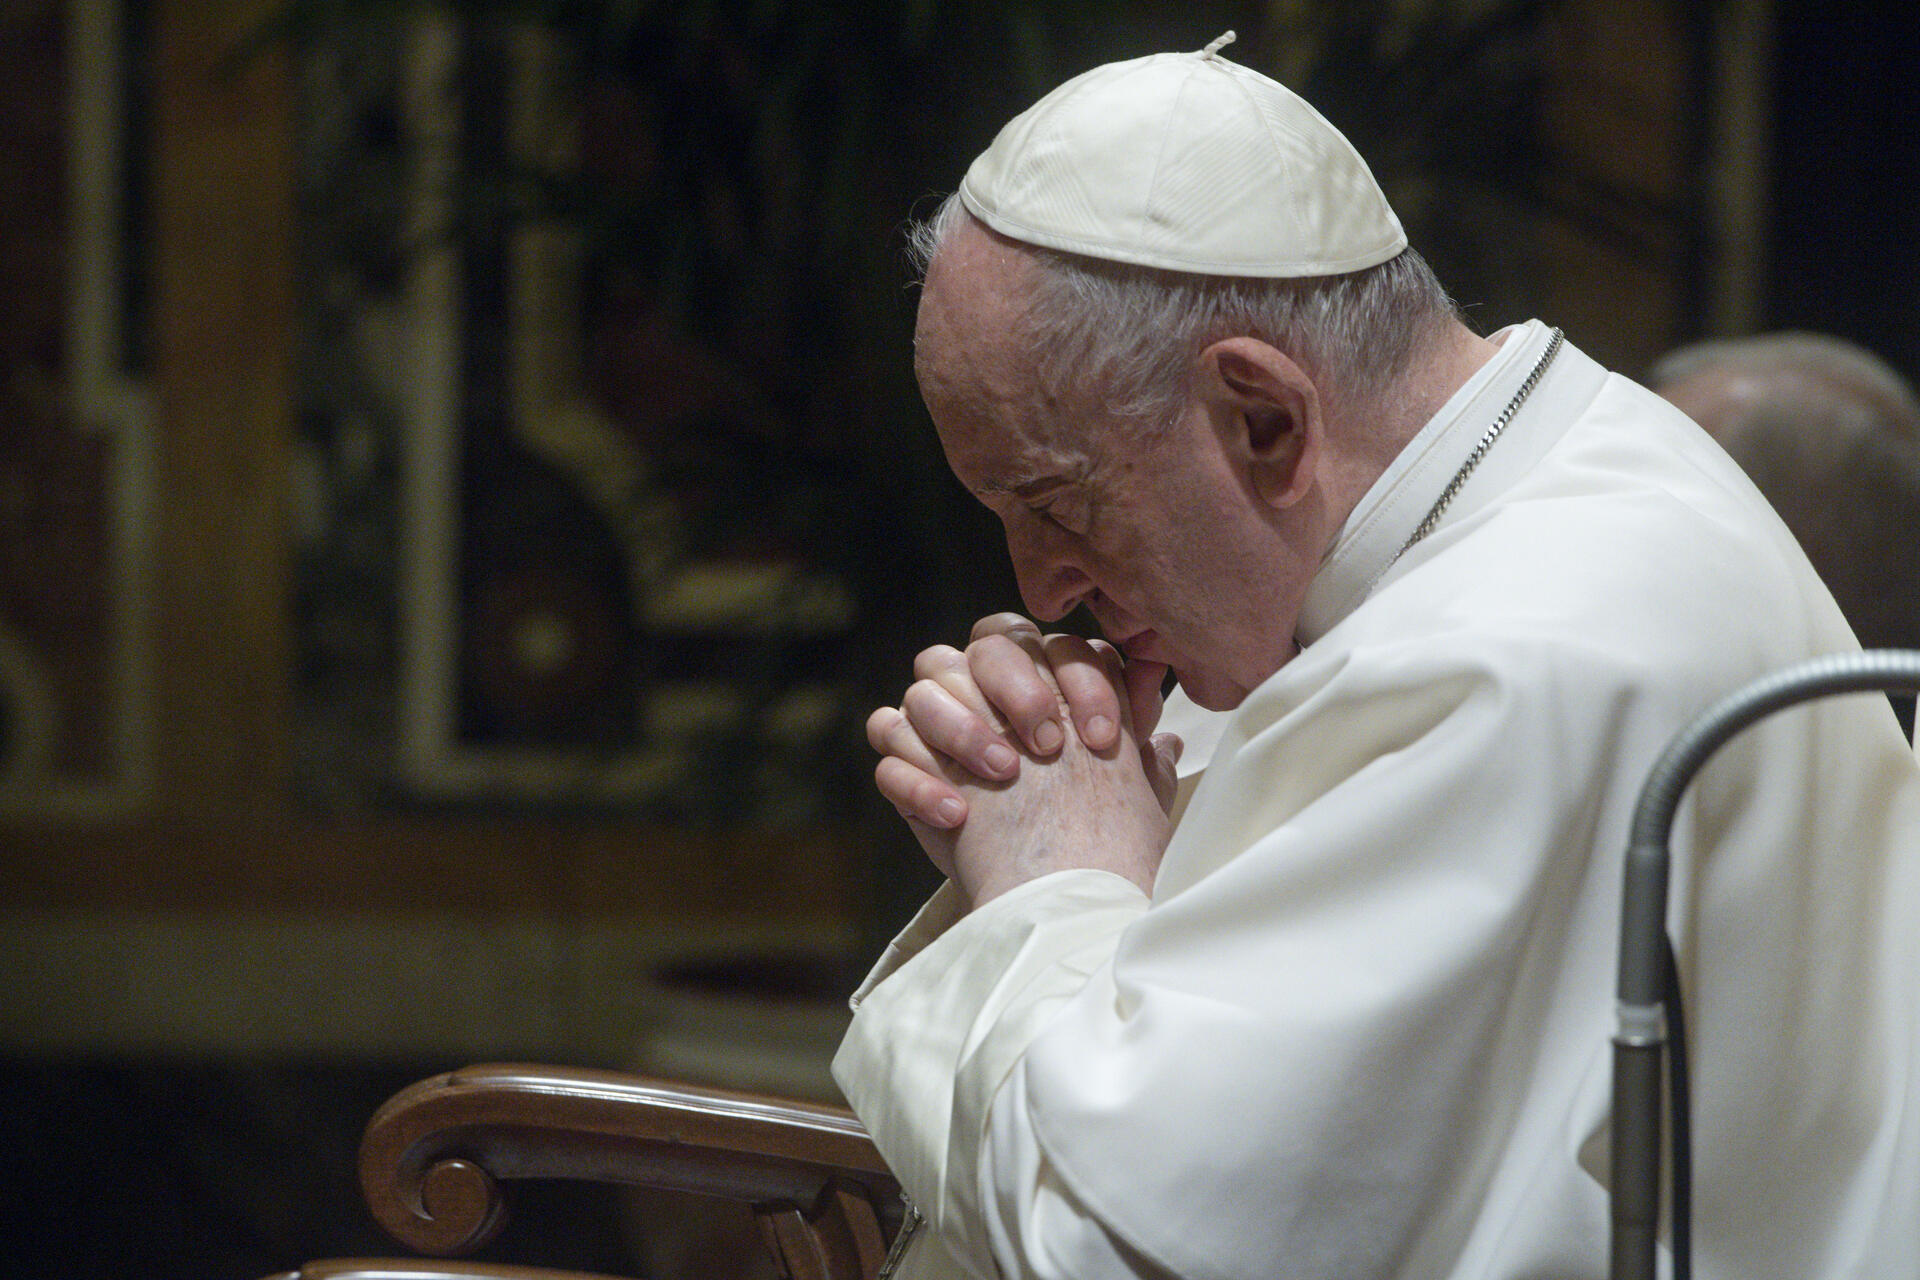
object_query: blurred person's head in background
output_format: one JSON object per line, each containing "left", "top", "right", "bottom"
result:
{"left": 1649, "top": 332, "right": 1920, "bottom": 658}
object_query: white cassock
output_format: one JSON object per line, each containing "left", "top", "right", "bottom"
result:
{"left": 834, "top": 321, "right": 1920, "bottom": 1280}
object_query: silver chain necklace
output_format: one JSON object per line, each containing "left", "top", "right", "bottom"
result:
{"left": 1385, "top": 326, "right": 1564, "bottom": 571}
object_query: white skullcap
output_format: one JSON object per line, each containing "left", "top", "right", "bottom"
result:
{"left": 959, "top": 32, "right": 1407, "bottom": 278}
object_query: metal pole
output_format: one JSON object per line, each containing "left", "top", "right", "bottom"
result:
{"left": 1611, "top": 649, "right": 1920, "bottom": 1280}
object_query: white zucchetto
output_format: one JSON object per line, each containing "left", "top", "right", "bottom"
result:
{"left": 958, "top": 32, "right": 1407, "bottom": 278}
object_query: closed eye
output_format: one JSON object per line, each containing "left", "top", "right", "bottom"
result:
{"left": 1030, "top": 492, "right": 1090, "bottom": 535}
{"left": 983, "top": 470, "right": 1092, "bottom": 535}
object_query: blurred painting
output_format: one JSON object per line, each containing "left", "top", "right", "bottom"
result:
{"left": 0, "top": 0, "right": 153, "bottom": 820}
{"left": 295, "top": 13, "right": 863, "bottom": 825}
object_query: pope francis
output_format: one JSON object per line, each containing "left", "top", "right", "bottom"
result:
{"left": 843, "top": 34, "right": 1920, "bottom": 1280}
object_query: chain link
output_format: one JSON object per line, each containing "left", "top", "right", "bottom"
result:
{"left": 1388, "top": 327, "right": 1565, "bottom": 570}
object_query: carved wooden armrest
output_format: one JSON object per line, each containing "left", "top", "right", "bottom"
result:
{"left": 268, "top": 1261, "right": 635, "bottom": 1280}
{"left": 358, "top": 1063, "right": 901, "bottom": 1280}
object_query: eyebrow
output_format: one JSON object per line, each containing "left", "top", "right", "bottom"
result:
{"left": 976, "top": 474, "right": 1072, "bottom": 501}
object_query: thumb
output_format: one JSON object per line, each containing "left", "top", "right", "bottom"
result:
{"left": 1123, "top": 659, "right": 1169, "bottom": 738}
{"left": 1142, "top": 731, "right": 1184, "bottom": 814}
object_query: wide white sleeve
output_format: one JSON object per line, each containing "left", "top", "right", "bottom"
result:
{"left": 977, "top": 1063, "right": 1175, "bottom": 1280}
{"left": 831, "top": 869, "right": 1150, "bottom": 1272}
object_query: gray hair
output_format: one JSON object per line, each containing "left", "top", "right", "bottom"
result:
{"left": 906, "top": 192, "right": 1459, "bottom": 428}
{"left": 1648, "top": 331, "right": 1920, "bottom": 654}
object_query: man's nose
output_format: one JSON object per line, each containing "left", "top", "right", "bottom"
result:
{"left": 1004, "top": 519, "right": 1094, "bottom": 623}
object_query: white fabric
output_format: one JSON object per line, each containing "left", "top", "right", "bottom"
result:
{"left": 835, "top": 323, "right": 1920, "bottom": 1279}
{"left": 959, "top": 44, "right": 1405, "bottom": 278}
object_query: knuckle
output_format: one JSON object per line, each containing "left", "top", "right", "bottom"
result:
{"left": 1004, "top": 683, "right": 1060, "bottom": 725}
{"left": 1040, "top": 633, "right": 1098, "bottom": 674}
{"left": 906, "top": 685, "right": 992, "bottom": 754}
{"left": 876, "top": 753, "right": 921, "bottom": 792}
{"left": 970, "top": 611, "right": 1041, "bottom": 642}
{"left": 865, "top": 705, "right": 902, "bottom": 752}
{"left": 973, "top": 631, "right": 1044, "bottom": 667}
{"left": 964, "top": 632, "right": 1018, "bottom": 666}
{"left": 1041, "top": 630, "right": 1091, "bottom": 657}
{"left": 1010, "top": 673, "right": 1056, "bottom": 708}
{"left": 1068, "top": 664, "right": 1122, "bottom": 704}
{"left": 1050, "top": 636, "right": 1123, "bottom": 693}
{"left": 901, "top": 678, "right": 950, "bottom": 721}
{"left": 908, "top": 775, "right": 947, "bottom": 813}
{"left": 913, "top": 644, "right": 968, "bottom": 680}
{"left": 967, "top": 636, "right": 1057, "bottom": 707}
{"left": 883, "top": 714, "right": 925, "bottom": 759}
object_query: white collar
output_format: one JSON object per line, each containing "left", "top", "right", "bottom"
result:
{"left": 1295, "top": 320, "right": 1560, "bottom": 645}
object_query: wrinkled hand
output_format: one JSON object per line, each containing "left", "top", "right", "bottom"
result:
{"left": 868, "top": 637, "right": 1171, "bottom": 907}
{"left": 868, "top": 613, "right": 1183, "bottom": 831}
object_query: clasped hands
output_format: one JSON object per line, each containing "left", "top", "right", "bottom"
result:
{"left": 866, "top": 613, "right": 1184, "bottom": 908}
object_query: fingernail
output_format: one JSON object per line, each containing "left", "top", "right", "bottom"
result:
{"left": 1086, "top": 714, "right": 1114, "bottom": 745}
{"left": 937, "top": 798, "right": 966, "bottom": 827}
{"left": 984, "top": 743, "right": 1018, "bottom": 775}
{"left": 1034, "top": 720, "right": 1064, "bottom": 753}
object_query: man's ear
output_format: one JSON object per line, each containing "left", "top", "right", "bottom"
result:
{"left": 1196, "top": 337, "right": 1323, "bottom": 510}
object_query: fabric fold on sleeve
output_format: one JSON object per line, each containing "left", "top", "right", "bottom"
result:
{"left": 832, "top": 869, "right": 1150, "bottom": 1261}
{"left": 847, "top": 880, "right": 971, "bottom": 1010}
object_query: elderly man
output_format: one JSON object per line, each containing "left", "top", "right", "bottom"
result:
{"left": 1649, "top": 332, "right": 1920, "bottom": 735}
{"left": 836, "top": 37, "right": 1920, "bottom": 1280}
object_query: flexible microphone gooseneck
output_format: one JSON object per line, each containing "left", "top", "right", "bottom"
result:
{"left": 1611, "top": 649, "right": 1920, "bottom": 1280}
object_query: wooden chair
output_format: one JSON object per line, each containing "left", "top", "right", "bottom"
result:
{"left": 270, "top": 1063, "right": 901, "bottom": 1280}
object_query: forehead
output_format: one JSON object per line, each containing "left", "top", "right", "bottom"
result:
{"left": 915, "top": 226, "right": 1093, "bottom": 491}
{"left": 914, "top": 223, "right": 1037, "bottom": 391}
